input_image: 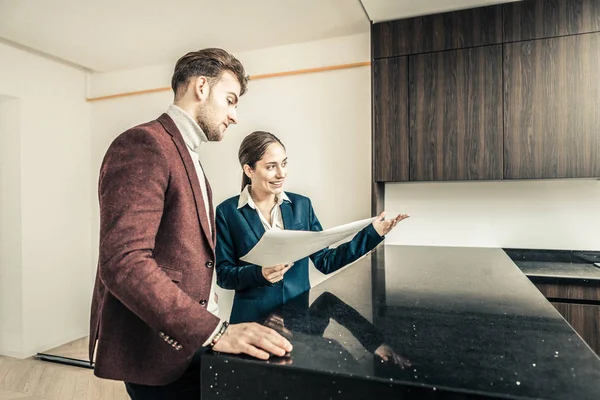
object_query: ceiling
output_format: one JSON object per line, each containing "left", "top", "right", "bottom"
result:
{"left": 361, "top": 0, "right": 521, "bottom": 23}
{"left": 0, "top": 0, "right": 369, "bottom": 72}
{"left": 0, "top": 0, "right": 521, "bottom": 72}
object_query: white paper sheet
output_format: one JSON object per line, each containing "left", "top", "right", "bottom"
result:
{"left": 239, "top": 217, "right": 377, "bottom": 266}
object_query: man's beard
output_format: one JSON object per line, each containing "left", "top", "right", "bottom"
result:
{"left": 197, "top": 116, "right": 221, "bottom": 141}
{"left": 196, "top": 102, "right": 222, "bottom": 142}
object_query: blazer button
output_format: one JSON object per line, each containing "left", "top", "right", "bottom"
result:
{"left": 205, "top": 261, "right": 214, "bottom": 268}
{"left": 200, "top": 299, "right": 207, "bottom": 306}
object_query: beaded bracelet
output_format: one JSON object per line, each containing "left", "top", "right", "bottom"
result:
{"left": 208, "top": 321, "right": 229, "bottom": 349}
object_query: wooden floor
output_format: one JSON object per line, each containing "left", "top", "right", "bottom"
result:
{"left": 41, "top": 337, "right": 89, "bottom": 362}
{"left": 0, "top": 336, "right": 128, "bottom": 400}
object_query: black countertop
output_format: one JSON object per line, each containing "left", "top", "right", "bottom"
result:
{"left": 504, "top": 248, "right": 600, "bottom": 284}
{"left": 201, "top": 246, "right": 600, "bottom": 399}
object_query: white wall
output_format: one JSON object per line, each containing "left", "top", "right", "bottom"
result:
{"left": 89, "top": 33, "right": 372, "bottom": 319}
{"left": 0, "top": 96, "right": 23, "bottom": 356}
{"left": 0, "top": 41, "right": 92, "bottom": 357}
{"left": 384, "top": 179, "right": 600, "bottom": 251}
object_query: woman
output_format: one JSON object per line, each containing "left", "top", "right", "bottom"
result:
{"left": 216, "top": 131, "right": 409, "bottom": 323}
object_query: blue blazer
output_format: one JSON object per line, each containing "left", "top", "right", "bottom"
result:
{"left": 215, "top": 192, "right": 384, "bottom": 323}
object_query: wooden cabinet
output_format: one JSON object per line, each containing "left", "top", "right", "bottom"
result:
{"left": 373, "top": 57, "right": 409, "bottom": 182}
{"left": 409, "top": 46, "right": 503, "bottom": 181}
{"left": 372, "top": 5, "right": 502, "bottom": 58}
{"left": 504, "top": 0, "right": 600, "bottom": 42}
{"left": 504, "top": 33, "right": 600, "bottom": 179}
{"left": 534, "top": 282, "right": 600, "bottom": 354}
{"left": 371, "top": 0, "right": 600, "bottom": 183}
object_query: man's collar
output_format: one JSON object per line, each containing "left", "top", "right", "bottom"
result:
{"left": 166, "top": 104, "right": 208, "bottom": 153}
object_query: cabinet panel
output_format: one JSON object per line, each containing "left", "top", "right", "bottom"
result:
{"left": 552, "top": 302, "right": 600, "bottom": 354}
{"left": 535, "top": 282, "right": 600, "bottom": 302}
{"left": 504, "top": 34, "right": 600, "bottom": 179}
{"left": 373, "top": 57, "right": 409, "bottom": 182}
{"left": 504, "top": 0, "right": 600, "bottom": 42}
{"left": 409, "top": 46, "right": 503, "bottom": 181}
{"left": 373, "top": 5, "right": 502, "bottom": 58}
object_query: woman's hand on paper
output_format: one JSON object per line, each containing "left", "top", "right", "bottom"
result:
{"left": 262, "top": 263, "right": 293, "bottom": 283}
{"left": 372, "top": 211, "right": 410, "bottom": 237}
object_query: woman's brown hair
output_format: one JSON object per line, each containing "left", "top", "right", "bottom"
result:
{"left": 238, "top": 131, "right": 285, "bottom": 191}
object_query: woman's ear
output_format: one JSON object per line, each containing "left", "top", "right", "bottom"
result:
{"left": 243, "top": 164, "right": 253, "bottom": 179}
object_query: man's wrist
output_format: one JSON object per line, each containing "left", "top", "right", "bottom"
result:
{"left": 202, "top": 319, "right": 226, "bottom": 347}
{"left": 208, "top": 321, "right": 229, "bottom": 349}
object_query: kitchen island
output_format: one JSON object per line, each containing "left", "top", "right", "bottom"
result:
{"left": 201, "top": 245, "right": 600, "bottom": 399}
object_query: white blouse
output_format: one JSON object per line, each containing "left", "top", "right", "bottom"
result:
{"left": 237, "top": 185, "right": 291, "bottom": 230}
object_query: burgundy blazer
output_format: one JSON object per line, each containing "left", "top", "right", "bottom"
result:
{"left": 89, "top": 113, "right": 220, "bottom": 385}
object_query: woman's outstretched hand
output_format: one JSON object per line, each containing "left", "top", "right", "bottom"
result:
{"left": 372, "top": 211, "right": 410, "bottom": 237}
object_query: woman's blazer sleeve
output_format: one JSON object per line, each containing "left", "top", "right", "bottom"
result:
{"left": 308, "top": 199, "right": 384, "bottom": 275}
{"left": 215, "top": 206, "right": 270, "bottom": 290}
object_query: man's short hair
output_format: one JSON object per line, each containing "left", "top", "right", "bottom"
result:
{"left": 171, "top": 48, "right": 248, "bottom": 100}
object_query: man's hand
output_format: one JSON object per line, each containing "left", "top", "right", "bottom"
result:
{"left": 211, "top": 322, "right": 293, "bottom": 360}
{"left": 261, "top": 263, "right": 293, "bottom": 283}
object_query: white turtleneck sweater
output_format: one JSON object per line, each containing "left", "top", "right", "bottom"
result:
{"left": 166, "top": 104, "right": 222, "bottom": 345}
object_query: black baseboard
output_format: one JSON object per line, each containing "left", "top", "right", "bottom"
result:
{"left": 35, "top": 353, "right": 94, "bottom": 369}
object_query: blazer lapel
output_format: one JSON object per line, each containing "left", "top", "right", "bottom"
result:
{"left": 205, "top": 175, "right": 216, "bottom": 246}
{"left": 157, "top": 114, "right": 214, "bottom": 251}
{"left": 240, "top": 206, "right": 266, "bottom": 241}
{"left": 280, "top": 201, "right": 294, "bottom": 229}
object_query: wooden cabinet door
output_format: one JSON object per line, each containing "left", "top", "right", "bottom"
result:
{"left": 552, "top": 302, "right": 600, "bottom": 355}
{"left": 409, "top": 45, "right": 503, "bottom": 181}
{"left": 504, "top": 33, "right": 600, "bottom": 179}
{"left": 373, "top": 57, "right": 409, "bottom": 182}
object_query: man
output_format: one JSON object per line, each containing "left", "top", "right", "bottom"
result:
{"left": 89, "top": 48, "right": 293, "bottom": 399}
